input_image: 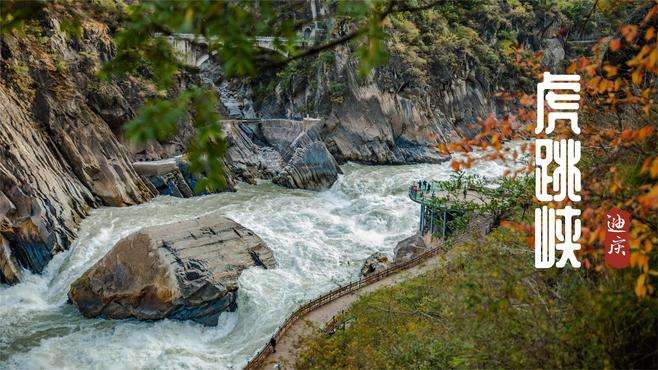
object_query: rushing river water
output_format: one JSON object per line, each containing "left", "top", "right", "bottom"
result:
{"left": 0, "top": 160, "right": 508, "bottom": 369}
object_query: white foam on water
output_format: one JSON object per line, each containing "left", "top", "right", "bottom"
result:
{"left": 0, "top": 159, "right": 510, "bottom": 369}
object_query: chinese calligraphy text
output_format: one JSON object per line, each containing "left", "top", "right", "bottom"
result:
{"left": 535, "top": 72, "right": 582, "bottom": 269}
{"left": 605, "top": 208, "right": 631, "bottom": 269}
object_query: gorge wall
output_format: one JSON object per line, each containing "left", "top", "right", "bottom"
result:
{"left": 0, "top": 13, "right": 157, "bottom": 283}
{"left": 202, "top": 1, "right": 569, "bottom": 165}
{"left": 0, "top": 1, "right": 569, "bottom": 284}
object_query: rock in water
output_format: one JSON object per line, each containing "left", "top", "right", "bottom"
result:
{"left": 132, "top": 156, "right": 237, "bottom": 198}
{"left": 68, "top": 213, "right": 276, "bottom": 326}
{"left": 133, "top": 157, "right": 194, "bottom": 198}
{"left": 394, "top": 234, "right": 428, "bottom": 262}
{"left": 360, "top": 252, "right": 390, "bottom": 277}
{"left": 223, "top": 119, "right": 341, "bottom": 191}
{"left": 273, "top": 131, "right": 341, "bottom": 191}
{"left": 0, "top": 237, "right": 22, "bottom": 284}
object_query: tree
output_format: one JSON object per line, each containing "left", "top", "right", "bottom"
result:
{"left": 443, "top": 1, "right": 657, "bottom": 298}
{"left": 2, "top": 0, "right": 460, "bottom": 190}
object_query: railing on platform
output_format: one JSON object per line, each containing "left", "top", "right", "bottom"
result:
{"left": 243, "top": 244, "right": 444, "bottom": 369}
{"left": 409, "top": 184, "right": 451, "bottom": 237}
{"left": 408, "top": 181, "right": 441, "bottom": 205}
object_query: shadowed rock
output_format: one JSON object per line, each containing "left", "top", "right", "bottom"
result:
{"left": 133, "top": 157, "right": 194, "bottom": 198}
{"left": 224, "top": 120, "right": 340, "bottom": 190}
{"left": 134, "top": 156, "right": 238, "bottom": 198}
{"left": 360, "top": 252, "right": 390, "bottom": 277}
{"left": 394, "top": 234, "right": 428, "bottom": 262}
{"left": 273, "top": 131, "right": 341, "bottom": 191}
{"left": 68, "top": 213, "right": 276, "bottom": 326}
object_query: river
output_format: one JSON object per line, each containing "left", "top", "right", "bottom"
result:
{"left": 0, "top": 160, "right": 507, "bottom": 369}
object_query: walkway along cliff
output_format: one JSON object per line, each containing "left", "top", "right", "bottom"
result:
{"left": 244, "top": 238, "right": 447, "bottom": 370}
{"left": 244, "top": 184, "right": 497, "bottom": 369}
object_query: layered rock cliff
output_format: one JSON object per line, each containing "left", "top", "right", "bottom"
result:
{"left": 0, "top": 1, "right": 570, "bottom": 284}
{"left": 223, "top": 118, "right": 341, "bottom": 190}
{"left": 0, "top": 14, "right": 156, "bottom": 283}
{"left": 244, "top": 1, "right": 569, "bottom": 162}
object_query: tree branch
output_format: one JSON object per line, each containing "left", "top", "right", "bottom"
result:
{"left": 256, "top": 0, "right": 450, "bottom": 70}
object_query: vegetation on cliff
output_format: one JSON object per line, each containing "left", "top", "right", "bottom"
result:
{"left": 258, "top": 0, "right": 566, "bottom": 118}
{"left": 444, "top": 0, "right": 658, "bottom": 297}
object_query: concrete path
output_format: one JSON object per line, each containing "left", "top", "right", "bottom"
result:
{"left": 254, "top": 250, "right": 450, "bottom": 370}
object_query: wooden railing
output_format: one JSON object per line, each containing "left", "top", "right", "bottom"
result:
{"left": 244, "top": 244, "right": 444, "bottom": 369}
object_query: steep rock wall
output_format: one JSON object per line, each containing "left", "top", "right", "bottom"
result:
{"left": 247, "top": 3, "right": 569, "bottom": 164}
{"left": 248, "top": 51, "right": 489, "bottom": 165}
{"left": 0, "top": 14, "right": 155, "bottom": 283}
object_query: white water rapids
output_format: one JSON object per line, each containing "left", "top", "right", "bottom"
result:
{"left": 0, "top": 161, "right": 507, "bottom": 369}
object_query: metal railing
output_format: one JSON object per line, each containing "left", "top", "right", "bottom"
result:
{"left": 408, "top": 181, "right": 442, "bottom": 206}
{"left": 244, "top": 244, "right": 443, "bottom": 369}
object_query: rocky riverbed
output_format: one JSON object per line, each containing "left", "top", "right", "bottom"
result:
{"left": 0, "top": 14, "right": 452, "bottom": 285}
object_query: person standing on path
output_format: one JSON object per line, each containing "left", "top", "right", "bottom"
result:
{"left": 270, "top": 337, "right": 277, "bottom": 353}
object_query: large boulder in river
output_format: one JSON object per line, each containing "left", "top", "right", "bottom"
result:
{"left": 273, "top": 131, "right": 341, "bottom": 191}
{"left": 68, "top": 213, "right": 276, "bottom": 326}
{"left": 223, "top": 119, "right": 340, "bottom": 190}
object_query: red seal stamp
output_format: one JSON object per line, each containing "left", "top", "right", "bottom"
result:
{"left": 604, "top": 208, "right": 631, "bottom": 269}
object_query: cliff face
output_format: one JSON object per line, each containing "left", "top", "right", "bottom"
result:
{"left": 0, "top": 2, "right": 567, "bottom": 284}
{"left": 195, "top": 47, "right": 453, "bottom": 166}
{"left": 319, "top": 57, "right": 458, "bottom": 164}
{"left": 154, "top": 1, "right": 569, "bottom": 171}
{"left": 245, "top": 2, "right": 567, "bottom": 163}
{"left": 0, "top": 13, "right": 155, "bottom": 283}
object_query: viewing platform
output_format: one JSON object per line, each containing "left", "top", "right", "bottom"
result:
{"left": 409, "top": 180, "right": 486, "bottom": 237}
